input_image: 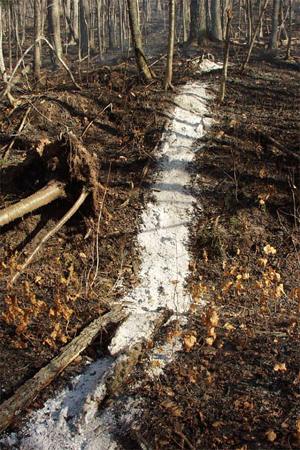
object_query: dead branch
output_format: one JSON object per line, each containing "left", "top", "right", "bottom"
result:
{"left": 10, "top": 186, "right": 89, "bottom": 285}
{"left": 0, "top": 44, "right": 34, "bottom": 104}
{"left": 0, "top": 306, "right": 127, "bottom": 434}
{"left": 41, "top": 37, "right": 81, "bottom": 90}
{"left": 3, "top": 106, "right": 32, "bottom": 159}
{"left": 0, "top": 181, "right": 66, "bottom": 228}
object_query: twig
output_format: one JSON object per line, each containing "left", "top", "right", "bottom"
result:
{"left": 3, "top": 106, "right": 32, "bottom": 159}
{"left": 40, "top": 37, "right": 81, "bottom": 90}
{"left": 10, "top": 186, "right": 89, "bottom": 285}
{"left": 0, "top": 44, "right": 34, "bottom": 102}
{"left": 174, "top": 429, "right": 196, "bottom": 450}
{"left": 91, "top": 163, "right": 111, "bottom": 286}
{"left": 81, "top": 103, "right": 112, "bottom": 138}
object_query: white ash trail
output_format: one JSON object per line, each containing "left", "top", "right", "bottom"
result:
{"left": 109, "top": 83, "right": 213, "bottom": 356}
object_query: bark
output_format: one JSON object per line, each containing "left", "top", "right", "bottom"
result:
{"left": 0, "top": 4, "right": 6, "bottom": 81}
{"left": 219, "top": 9, "right": 232, "bottom": 102}
{"left": 34, "top": 0, "right": 42, "bottom": 80}
{"left": 268, "top": 0, "right": 280, "bottom": 49}
{"left": 189, "top": 0, "right": 200, "bottom": 44}
{"left": 96, "top": 0, "right": 103, "bottom": 58}
{"left": 285, "top": 0, "right": 292, "bottom": 59}
{"left": 47, "top": 0, "right": 63, "bottom": 67}
{"left": 127, "top": 0, "right": 154, "bottom": 80}
{"left": 79, "top": 0, "right": 90, "bottom": 57}
{"left": 211, "top": 0, "right": 223, "bottom": 40}
{"left": 164, "top": 0, "right": 175, "bottom": 90}
{"left": 0, "top": 307, "right": 127, "bottom": 434}
{"left": 0, "top": 182, "right": 66, "bottom": 228}
{"left": 72, "top": 0, "right": 80, "bottom": 41}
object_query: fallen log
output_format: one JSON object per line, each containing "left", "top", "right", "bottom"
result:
{"left": 0, "top": 181, "right": 66, "bottom": 227}
{"left": 0, "top": 306, "right": 127, "bottom": 435}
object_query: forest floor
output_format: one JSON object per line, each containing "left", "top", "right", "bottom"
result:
{"left": 0, "top": 41, "right": 299, "bottom": 448}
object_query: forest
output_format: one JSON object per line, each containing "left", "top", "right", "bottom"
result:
{"left": 0, "top": 0, "right": 299, "bottom": 448}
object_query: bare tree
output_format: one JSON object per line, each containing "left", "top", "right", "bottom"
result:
{"left": 164, "top": 0, "right": 175, "bottom": 90}
{"left": 127, "top": 0, "right": 154, "bottom": 80}
{"left": 34, "top": 0, "right": 42, "bottom": 80}
{"left": 211, "top": 0, "right": 223, "bottom": 40}
{"left": 269, "top": 0, "right": 280, "bottom": 49}
{"left": 79, "top": 0, "right": 89, "bottom": 57}
{"left": 47, "top": 0, "right": 63, "bottom": 68}
{"left": 0, "top": 3, "right": 6, "bottom": 81}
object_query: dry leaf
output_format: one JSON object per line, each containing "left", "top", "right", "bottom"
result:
{"left": 209, "top": 310, "right": 219, "bottom": 327}
{"left": 212, "top": 421, "right": 224, "bottom": 428}
{"left": 258, "top": 257, "right": 268, "bottom": 268}
{"left": 183, "top": 333, "right": 197, "bottom": 352}
{"left": 224, "top": 322, "right": 235, "bottom": 331}
{"left": 259, "top": 168, "right": 267, "bottom": 178}
{"left": 263, "top": 244, "right": 277, "bottom": 255}
{"left": 296, "top": 418, "right": 300, "bottom": 432}
{"left": 275, "top": 284, "right": 285, "bottom": 298}
{"left": 265, "top": 430, "right": 277, "bottom": 442}
{"left": 161, "top": 400, "right": 182, "bottom": 417}
{"left": 222, "top": 281, "right": 233, "bottom": 293}
{"left": 206, "top": 336, "right": 215, "bottom": 346}
{"left": 274, "top": 363, "right": 287, "bottom": 372}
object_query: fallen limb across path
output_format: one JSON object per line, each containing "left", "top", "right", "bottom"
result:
{"left": 0, "top": 306, "right": 128, "bottom": 434}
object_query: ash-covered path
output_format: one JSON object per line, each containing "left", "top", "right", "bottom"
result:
{"left": 3, "top": 74, "right": 218, "bottom": 450}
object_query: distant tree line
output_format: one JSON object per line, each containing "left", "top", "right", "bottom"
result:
{"left": 0, "top": 0, "right": 296, "bottom": 84}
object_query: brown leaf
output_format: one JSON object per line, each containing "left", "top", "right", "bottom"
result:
{"left": 274, "top": 363, "right": 287, "bottom": 372}
{"left": 183, "top": 333, "right": 197, "bottom": 352}
{"left": 161, "top": 400, "right": 182, "bottom": 417}
{"left": 265, "top": 430, "right": 277, "bottom": 442}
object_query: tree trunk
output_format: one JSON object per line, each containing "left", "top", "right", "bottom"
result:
{"left": 268, "top": 0, "right": 280, "bottom": 49}
{"left": 127, "top": 0, "right": 154, "bottom": 80}
{"left": 164, "top": 0, "right": 175, "bottom": 90}
{"left": 47, "top": 0, "right": 63, "bottom": 68}
{"left": 211, "top": 0, "right": 223, "bottom": 40}
{"left": 219, "top": 9, "right": 232, "bottom": 102}
{"left": 79, "top": 0, "right": 90, "bottom": 57}
{"left": 34, "top": 0, "right": 42, "bottom": 80}
{"left": 285, "top": 0, "right": 292, "bottom": 59}
{"left": 189, "top": 0, "right": 200, "bottom": 44}
{"left": 72, "top": 0, "right": 79, "bottom": 41}
{"left": 0, "top": 4, "right": 6, "bottom": 81}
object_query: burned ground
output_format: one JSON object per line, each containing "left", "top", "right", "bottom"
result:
{"left": 0, "top": 41, "right": 299, "bottom": 447}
